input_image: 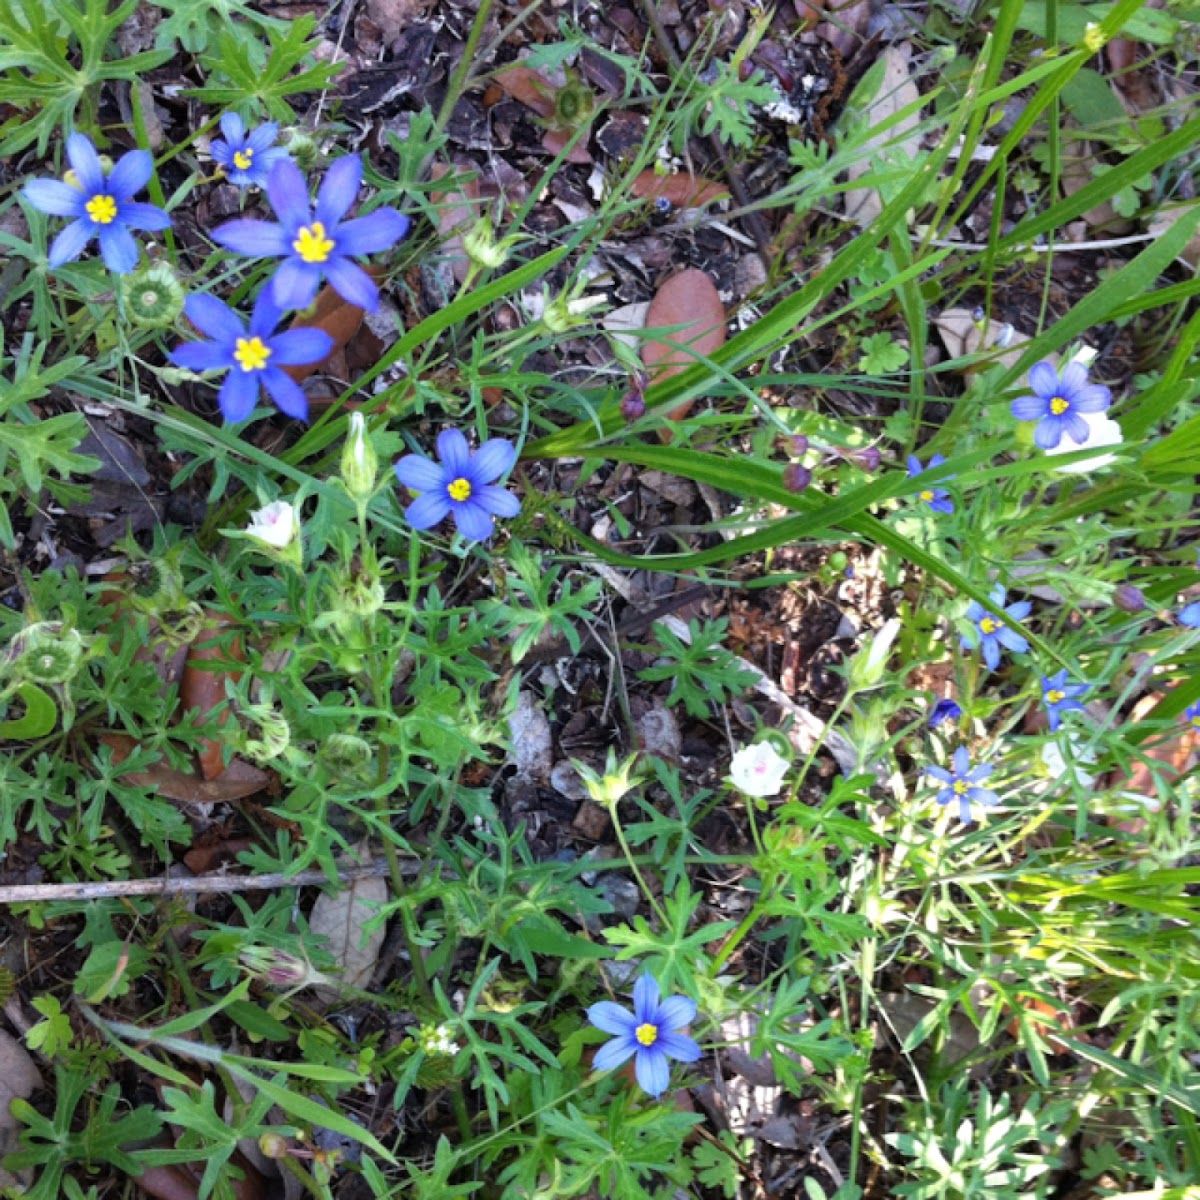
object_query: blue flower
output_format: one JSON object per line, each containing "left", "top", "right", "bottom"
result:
{"left": 211, "top": 157, "right": 410, "bottom": 313}
{"left": 586, "top": 974, "right": 701, "bottom": 1097}
{"left": 1041, "top": 669, "right": 1089, "bottom": 732}
{"left": 1011, "top": 360, "right": 1112, "bottom": 450}
{"left": 1186, "top": 702, "right": 1200, "bottom": 730}
{"left": 926, "top": 745, "right": 999, "bottom": 824}
{"left": 395, "top": 430, "right": 521, "bottom": 542}
{"left": 169, "top": 291, "right": 334, "bottom": 423}
{"left": 210, "top": 113, "right": 289, "bottom": 189}
{"left": 1179, "top": 602, "right": 1200, "bottom": 628}
{"left": 929, "top": 698, "right": 962, "bottom": 727}
{"left": 961, "top": 586, "right": 1031, "bottom": 671}
{"left": 22, "top": 133, "right": 172, "bottom": 274}
{"left": 907, "top": 453, "right": 954, "bottom": 514}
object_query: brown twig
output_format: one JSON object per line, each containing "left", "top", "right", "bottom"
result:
{"left": 0, "top": 859, "right": 418, "bottom": 906}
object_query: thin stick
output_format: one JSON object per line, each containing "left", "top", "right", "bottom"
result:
{"left": 0, "top": 860, "right": 419, "bottom": 906}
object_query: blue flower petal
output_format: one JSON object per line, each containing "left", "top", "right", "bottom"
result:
{"left": 633, "top": 974, "right": 660, "bottom": 1024}
{"left": 1034, "top": 416, "right": 1065, "bottom": 450}
{"left": 315, "top": 154, "right": 362, "bottom": 228}
{"left": 219, "top": 111, "right": 245, "bottom": 144}
{"left": 324, "top": 257, "right": 379, "bottom": 311}
{"left": 1028, "top": 360, "right": 1059, "bottom": 399}
{"left": 97, "top": 223, "right": 139, "bottom": 273}
{"left": 335, "top": 210, "right": 411, "bottom": 256}
{"left": 1010, "top": 395, "right": 1045, "bottom": 421}
{"left": 218, "top": 369, "right": 260, "bottom": 423}
{"left": 266, "top": 159, "right": 312, "bottom": 232}
{"left": 436, "top": 429, "right": 471, "bottom": 479}
{"left": 170, "top": 341, "right": 232, "bottom": 372}
{"left": 65, "top": 133, "right": 105, "bottom": 195}
{"left": 1072, "top": 384, "right": 1111, "bottom": 412}
{"left": 405, "top": 490, "right": 451, "bottom": 530}
{"left": 634, "top": 1046, "right": 670, "bottom": 1097}
{"left": 906, "top": 455, "right": 922, "bottom": 477}
{"left": 23, "top": 179, "right": 84, "bottom": 217}
{"left": 270, "top": 327, "right": 334, "bottom": 366}
{"left": 212, "top": 218, "right": 292, "bottom": 257}
{"left": 211, "top": 140, "right": 233, "bottom": 167}
{"left": 587, "top": 1002, "right": 639, "bottom": 1036}
{"left": 593, "top": 1037, "right": 637, "bottom": 1072}
{"left": 656, "top": 1030, "right": 702, "bottom": 1063}
{"left": 1063, "top": 411, "right": 1091, "bottom": 445}
{"left": 472, "top": 438, "right": 517, "bottom": 483}
{"left": 982, "top": 637, "right": 1001, "bottom": 671}
{"left": 247, "top": 122, "right": 280, "bottom": 153}
{"left": 1059, "top": 361, "right": 1088, "bottom": 396}
{"left": 996, "top": 627, "right": 1029, "bottom": 654}
{"left": 473, "top": 484, "right": 521, "bottom": 518}
{"left": 951, "top": 745, "right": 971, "bottom": 776}
{"left": 655, "top": 995, "right": 697, "bottom": 1031}
{"left": 925, "top": 765, "right": 953, "bottom": 784}
{"left": 452, "top": 500, "right": 494, "bottom": 542}
{"left": 260, "top": 367, "right": 309, "bottom": 421}
{"left": 1179, "top": 602, "right": 1200, "bottom": 628}
{"left": 1005, "top": 600, "right": 1032, "bottom": 621}
{"left": 270, "top": 258, "right": 322, "bottom": 310}
{"left": 395, "top": 455, "right": 445, "bottom": 492}
{"left": 185, "top": 293, "right": 244, "bottom": 342}
{"left": 107, "top": 149, "right": 153, "bottom": 201}
{"left": 969, "top": 786, "right": 1000, "bottom": 807}
{"left": 47, "top": 219, "right": 93, "bottom": 266}
{"left": 119, "top": 201, "right": 171, "bottom": 232}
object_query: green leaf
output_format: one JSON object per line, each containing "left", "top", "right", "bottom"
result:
{"left": 0, "top": 683, "right": 57, "bottom": 739}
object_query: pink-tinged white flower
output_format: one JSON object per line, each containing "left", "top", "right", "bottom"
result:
{"left": 245, "top": 500, "right": 298, "bottom": 549}
{"left": 728, "top": 741, "right": 790, "bottom": 797}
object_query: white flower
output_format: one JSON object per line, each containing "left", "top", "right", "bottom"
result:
{"left": 1046, "top": 410, "right": 1122, "bottom": 474}
{"left": 1040, "top": 736, "right": 1097, "bottom": 789}
{"left": 728, "top": 741, "right": 791, "bottom": 797}
{"left": 246, "top": 500, "right": 298, "bottom": 549}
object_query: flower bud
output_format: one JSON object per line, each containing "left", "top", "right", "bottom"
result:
{"left": 462, "top": 217, "right": 512, "bottom": 271}
{"left": 620, "top": 388, "right": 647, "bottom": 422}
{"left": 847, "top": 617, "right": 901, "bottom": 692}
{"left": 572, "top": 748, "right": 643, "bottom": 809}
{"left": 1114, "top": 583, "right": 1147, "bottom": 613}
{"left": 790, "top": 434, "right": 809, "bottom": 457}
{"left": 281, "top": 127, "right": 319, "bottom": 171}
{"left": 6, "top": 622, "right": 86, "bottom": 685}
{"left": 240, "top": 945, "right": 331, "bottom": 992}
{"left": 239, "top": 704, "right": 291, "bottom": 763}
{"left": 259, "top": 1133, "right": 290, "bottom": 1160}
{"left": 121, "top": 262, "right": 186, "bottom": 330}
{"left": 320, "top": 732, "right": 374, "bottom": 780}
{"left": 848, "top": 446, "right": 881, "bottom": 471}
{"left": 783, "top": 463, "right": 812, "bottom": 493}
{"left": 551, "top": 77, "right": 595, "bottom": 129}
{"left": 340, "top": 413, "right": 377, "bottom": 502}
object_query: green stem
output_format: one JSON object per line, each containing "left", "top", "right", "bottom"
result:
{"left": 435, "top": 0, "right": 498, "bottom": 133}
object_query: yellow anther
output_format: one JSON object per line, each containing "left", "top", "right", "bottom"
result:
{"left": 635, "top": 1023, "right": 658, "bottom": 1046}
{"left": 919, "top": 489, "right": 934, "bottom": 502}
{"left": 447, "top": 478, "right": 472, "bottom": 502}
{"left": 953, "top": 780, "right": 969, "bottom": 795}
{"left": 233, "top": 336, "right": 271, "bottom": 372}
{"left": 86, "top": 195, "right": 118, "bottom": 225}
{"left": 1050, "top": 396, "right": 1069, "bottom": 415}
{"left": 233, "top": 148, "right": 254, "bottom": 171}
{"left": 1046, "top": 689, "right": 1065, "bottom": 705}
{"left": 292, "top": 221, "right": 335, "bottom": 264}
{"left": 980, "top": 617, "right": 1002, "bottom": 635}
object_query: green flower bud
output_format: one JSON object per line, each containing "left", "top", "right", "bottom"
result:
{"left": 551, "top": 75, "right": 595, "bottom": 130}
{"left": 340, "top": 412, "right": 378, "bottom": 502}
{"left": 462, "top": 217, "right": 515, "bottom": 271}
{"left": 240, "top": 945, "right": 331, "bottom": 991}
{"left": 572, "top": 748, "right": 643, "bottom": 809}
{"left": 121, "top": 262, "right": 186, "bottom": 330}
{"left": 320, "top": 732, "right": 374, "bottom": 780}
{"left": 6, "top": 622, "right": 86, "bottom": 685}
{"left": 239, "top": 704, "right": 291, "bottom": 763}
{"left": 282, "top": 127, "right": 320, "bottom": 171}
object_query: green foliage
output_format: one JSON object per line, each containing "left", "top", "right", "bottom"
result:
{"left": 637, "top": 618, "right": 759, "bottom": 717}
{"left": 0, "top": 0, "right": 172, "bottom": 154}
{"left": 26, "top": 996, "right": 72, "bottom": 1057}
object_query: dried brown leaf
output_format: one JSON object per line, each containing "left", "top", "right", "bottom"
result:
{"left": 309, "top": 854, "right": 388, "bottom": 997}
{"left": 629, "top": 170, "right": 729, "bottom": 208}
{"left": 180, "top": 615, "right": 244, "bottom": 780}
{"left": 102, "top": 733, "right": 270, "bottom": 804}
{"left": 641, "top": 268, "right": 727, "bottom": 422}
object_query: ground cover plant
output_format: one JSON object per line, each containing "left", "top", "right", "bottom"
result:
{"left": 1, "top": 0, "right": 1200, "bottom": 1196}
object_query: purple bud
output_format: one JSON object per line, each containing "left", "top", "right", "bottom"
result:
{"left": 850, "top": 446, "right": 881, "bottom": 471}
{"left": 1114, "top": 584, "right": 1146, "bottom": 613}
{"left": 783, "top": 463, "right": 812, "bottom": 493}
{"left": 620, "top": 389, "right": 647, "bottom": 421}
{"left": 790, "top": 434, "right": 809, "bottom": 457}
{"left": 929, "top": 698, "right": 962, "bottom": 727}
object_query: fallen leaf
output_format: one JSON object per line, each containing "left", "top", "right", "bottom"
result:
{"left": 492, "top": 64, "right": 556, "bottom": 119}
{"left": 364, "top": 0, "right": 427, "bottom": 39}
{"left": 641, "top": 268, "right": 727, "bottom": 422}
{"left": 933, "top": 307, "right": 1029, "bottom": 371}
{"left": 180, "top": 614, "right": 244, "bottom": 781}
{"left": 629, "top": 170, "right": 729, "bottom": 208}
{"left": 102, "top": 733, "right": 270, "bottom": 804}
{"left": 308, "top": 852, "right": 389, "bottom": 998}
{"left": 843, "top": 44, "right": 923, "bottom": 227}
{"left": 431, "top": 163, "right": 482, "bottom": 285}
{"left": 0, "top": 1028, "right": 40, "bottom": 1189}
{"left": 281, "top": 280, "right": 375, "bottom": 385}
{"left": 634, "top": 701, "right": 682, "bottom": 762}
{"left": 1148, "top": 202, "right": 1200, "bottom": 272}
{"left": 1006, "top": 995, "right": 1078, "bottom": 1055}
{"left": 508, "top": 691, "right": 553, "bottom": 782}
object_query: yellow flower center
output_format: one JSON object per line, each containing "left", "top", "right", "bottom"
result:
{"left": 919, "top": 489, "right": 934, "bottom": 502}
{"left": 1046, "top": 689, "right": 1065, "bottom": 705}
{"left": 292, "top": 221, "right": 335, "bottom": 264}
{"left": 953, "top": 780, "right": 970, "bottom": 795}
{"left": 233, "top": 148, "right": 254, "bottom": 171}
{"left": 980, "top": 617, "right": 1002, "bottom": 635}
{"left": 86, "top": 194, "right": 118, "bottom": 225}
{"left": 635, "top": 1023, "right": 659, "bottom": 1047}
{"left": 447, "top": 478, "right": 472, "bottom": 502}
{"left": 233, "top": 336, "right": 271, "bottom": 372}
{"left": 1049, "top": 396, "right": 1070, "bottom": 415}
{"left": 1192, "top": 715, "right": 1200, "bottom": 728}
